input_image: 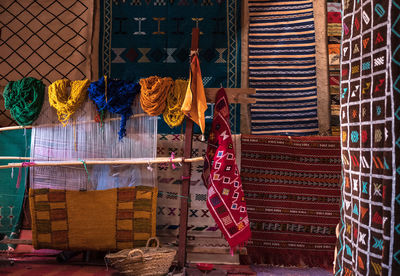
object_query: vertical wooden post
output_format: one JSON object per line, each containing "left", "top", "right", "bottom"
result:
{"left": 177, "top": 27, "right": 199, "bottom": 269}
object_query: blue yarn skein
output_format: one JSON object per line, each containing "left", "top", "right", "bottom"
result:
{"left": 88, "top": 77, "right": 140, "bottom": 139}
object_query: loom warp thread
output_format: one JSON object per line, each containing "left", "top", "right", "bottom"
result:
{"left": 88, "top": 77, "right": 140, "bottom": 139}
{"left": 3, "top": 77, "right": 45, "bottom": 126}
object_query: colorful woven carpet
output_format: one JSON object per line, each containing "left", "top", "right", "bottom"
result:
{"left": 335, "top": 1, "right": 400, "bottom": 275}
{"left": 241, "top": 135, "right": 341, "bottom": 267}
{"left": 0, "top": 0, "right": 97, "bottom": 86}
{"left": 155, "top": 133, "right": 242, "bottom": 252}
{"left": 202, "top": 88, "right": 251, "bottom": 252}
{"left": 248, "top": 0, "right": 319, "bottom": 135}
{"left": 99, "top": 0, "right": 241, "bottom": 89}
{"left": 29, "top": 186, "right": 157, "bottom": 250}
{"left": 326, "top": 0, "right": 341, "bottom": 136}
{"left": 0, "top": 129, "right": 31, "bottom": 250}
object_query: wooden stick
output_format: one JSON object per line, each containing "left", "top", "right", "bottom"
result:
{"left": 0, "top": 239, "right": 32, "bottom": 245}
{"left": 0, "top": 113, "right": 147, "bottom": 132}
{"left": 0, "top": 156, "right": 31, "bottom": 160}
{"left": 0, "top": 157, "right": 204, "bottom": 169}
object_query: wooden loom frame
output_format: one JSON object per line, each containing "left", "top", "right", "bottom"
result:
{"left": 0, "top": 27, "right": 256, "bottom": 270}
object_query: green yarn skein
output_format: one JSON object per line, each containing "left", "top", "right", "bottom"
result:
{"left": 3, "top": 77, "right": 45, "bottom": 126}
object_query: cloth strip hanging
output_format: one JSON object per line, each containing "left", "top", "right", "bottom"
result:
{"left": 202, "top": 88, "right": 251, "bottom": 252}
{"left": 3, "top": 77, "right": 45, "bottom": 126}
{"left": 48, "top": 79, "right": 90, "bottom": 126}
{"left": 181, "top": 55, "right": 207, "bottom": 135}
{"left": 140, "top": 76, "right": 174, "bottom": 116}
{"left": 163, "top": 79, "right": 188, "bottom": 128}
{"left": 88, "top": 76, "right": 140, "bottom": 139}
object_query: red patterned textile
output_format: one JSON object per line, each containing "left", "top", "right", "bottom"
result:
{"left": 241, "top": 135, "right": 341, "bottom": 267}
{"left": 202, "top": 88, "right": 251, "bottom": 252}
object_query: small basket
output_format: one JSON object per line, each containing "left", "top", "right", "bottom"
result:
{"left": 105, "top": 237, "right": 176, "bottom": 276}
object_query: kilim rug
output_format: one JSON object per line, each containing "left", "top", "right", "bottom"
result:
{"left": 202, "top": 88, "right": 251, "bottom": 252}
{"left": 335, "top": 1, "right": 400, "bottom": 275}
{"left": 326, "top": 0, "right": 341, "bottom": 136}
{"left": 0, "top": 129, "right": 31, "bottom": 251}
{"left": 29, "top": 186, "right": 157, "bottom": 250}
{"left": 248, "top": 0, "right": 319, "bottom": 135}
{"left": 0, "top": 0, "right": 98, "bottom": 86}
{"left": 241, "top": 135, "right": 341, "bottom": 267}
{"left": 99, "top": 0, "right": 241, "bottom": 89}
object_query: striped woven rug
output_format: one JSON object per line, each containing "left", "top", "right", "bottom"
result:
{"left": 249, "top": 0, "right": 319, "bottom": 135}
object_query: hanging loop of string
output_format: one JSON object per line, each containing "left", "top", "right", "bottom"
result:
{"left": 88, "top": 76, "right": 140, "bottom": 139}
{"left": 139, "top": 76, "right": 173, "bottom": 116}
{"left": 3, "top": 77, "right": 45, "bottom": 126}
{"left": 48, "top": 79, "right": 90, "bottom": 126}
{"left": 163, "top": 79, "right": 188, "bottom": 128}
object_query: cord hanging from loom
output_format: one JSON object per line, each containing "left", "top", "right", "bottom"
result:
{"left": 3, "top": 77, "right": 45, "bottom": 126}
{"left": 88, "top": 76, "right": 140, "bottom": 139}
{"left": 139, "top": 76, "right": 174, "bottom": 116}
{"left": 163, "top": 79, "right": 188, "bottom": 128}
{"left": 48, "top": 79, "right": 90, "bottom": 126}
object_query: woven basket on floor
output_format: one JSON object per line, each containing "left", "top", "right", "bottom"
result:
{"left": 105, "top": 237, "right": 176, "bottom": 276}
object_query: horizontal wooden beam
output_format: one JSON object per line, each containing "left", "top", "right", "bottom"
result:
{"left": 205, "top": 88, "right": 256, "bottom": 104}
{"left": 0, "top": 156, "right": 204, "bottom": 169}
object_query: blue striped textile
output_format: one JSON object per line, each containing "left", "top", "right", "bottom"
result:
{"left": 249, "top": 0, "right": 319, "bottom": 135}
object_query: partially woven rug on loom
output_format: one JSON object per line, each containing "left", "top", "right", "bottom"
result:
{"left": 241, "top": 135, "right": 341, "bottom": 267}
{"left": 0, "top": 129, "right": 31, "bottom": 250}
{"left": 29, "top": 186, "right": 157, "bottom": 250}
{"left": 248, "top": 0, "right": 319, "bottom": 135}
{"left": 99, "top": 0, "right": 241, "bottom": 89}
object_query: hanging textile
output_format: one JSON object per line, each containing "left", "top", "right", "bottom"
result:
{"left": 241, "top": 135, "right": 341, "bottom": 267}
{"left": 335, "top": 1, "right": 400, "bottom": 275}
{"left": 202, "top": 88, "right": 251, "bottom": 252}
{"left": 248, "top": 0, "right": 319, "bottom": 135}
{"left": 99, "top": 0, "right": 241, "bottom": 89}
{"left": 30, "top": 186, "right": 157, "bottom": 250}
{"left": 0, "top": 0, "right": 98, "bottom": 87}
{"left": 0, "top": 129, "right": 31, "bottom": 250}
{"left": 181, "top": 55, "right": 208, "bottom": 135}
{"left": 326, "top": 0, "right": 341, "bottom": 136}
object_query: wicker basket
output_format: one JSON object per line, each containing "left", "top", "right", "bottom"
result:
{"left": 105, "top": 237, "right": 176, "bottom": 276}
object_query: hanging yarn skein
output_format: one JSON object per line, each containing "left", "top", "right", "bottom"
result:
{"left": 163, "top": 79, "right": 188, "bottom": 128}
{"left": 3, "top": 77, "right": 45, "bottom": 126}
{"left": 140, "top": 76, "right": 174, "bottom": 116}
{"left": 48, "top": 79, "right": 90, "bottom": 126}
{"left": 88, "top": 76, "right": 140, "bottom": 139}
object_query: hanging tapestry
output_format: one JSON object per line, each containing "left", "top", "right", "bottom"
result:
{"left": 0, "top": 129, "right": 31, "bottom": 251}
{"left": 248, "top": 0, "right": 319, "bottom": 135}
{"left": 335, "top": 1, "right": 400, "bottom": 275}
{"left": 327, "top": 0, "right": 341, "bottom": 136}
{"left": 241, "top": 135, "right": 341, "bottom": 267}
{"left": 156, "top": 133, "right": 243, "bottom": 251}
{"left": 202, "top": 88, "right": 251, "bottom": 252}
{"left": 30, "top": 186, "right": 157, "bottom": 250}
{"left": 99, "top": 0, "right": 241, "bottom": 89}
{"left": 0, "top": 0, "right": 98, "bottom": 86}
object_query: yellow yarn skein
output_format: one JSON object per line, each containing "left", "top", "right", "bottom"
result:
{"left": 48, "top": 79, "right": 90, "bottom": 126}
{"left": 163, "top": 79, "right": 188, "bottom": 128}
{"left": 139, "top": 76, "right": 174, "bottom": 116}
